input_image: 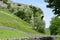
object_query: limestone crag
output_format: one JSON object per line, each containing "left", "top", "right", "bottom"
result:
{"left": 0, "top": 1, "right": 7, "bottom": 8}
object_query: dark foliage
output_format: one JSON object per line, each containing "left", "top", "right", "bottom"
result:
{"left": 45, "top": 0, "right": 60, "bottom": 16}
{"left": 50, "top": 17, "right": 60, "bottom": 35}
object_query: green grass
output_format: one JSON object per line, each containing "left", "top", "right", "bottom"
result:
{"left": 55, "top": 37, "right": 60, "bottom": 40}
{"left": 0, "top": 8, "right": 40, "bottom": 34}
{"left": 0, "top": 28, "right": 29, "bottom": 39}
{"left": 45, "top": 28, "right": 50, "bottom": 35}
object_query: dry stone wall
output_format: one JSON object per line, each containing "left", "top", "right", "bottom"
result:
{"left": 0, "top": 37, "right": 54, "bottom": 40}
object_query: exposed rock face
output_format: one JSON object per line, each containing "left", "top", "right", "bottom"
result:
{"left": 0, "top": 0, "right": 15, "bottom": 8}
{"left": 0, "top": 1, "right": 8, "bottom": 8}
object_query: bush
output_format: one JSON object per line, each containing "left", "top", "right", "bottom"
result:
{"left": 50, "top": 16, "right": 60, "bottom": 35}
{"left": 3, "top": 0, "right": 8, "bottom": 4}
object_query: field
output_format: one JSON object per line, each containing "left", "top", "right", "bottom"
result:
{"left": 0, "top": 28, "right": 29, "bottom": 39}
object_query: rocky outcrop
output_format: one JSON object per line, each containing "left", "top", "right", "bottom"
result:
{"left": 0, "top": 1, "right": 8, "bottom": 8}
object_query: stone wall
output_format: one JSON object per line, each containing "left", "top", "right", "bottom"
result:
{"left": 0, "top": 37, "right": 54, "bottom": 40}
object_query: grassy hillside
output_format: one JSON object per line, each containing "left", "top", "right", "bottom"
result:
{"left": 0, "top": 28, "right": 29, "bottom": 39}
{"left": 0, "top": 0, "right": 45, "bottom": 38}
{"left": 45, "top": 28, "right": 50, "bottom": 35}
{"left": 0, "top": 8, "right": 39, "bottom": 34}
{"left": 55, "top": 37, "right": 60, "bottom": 40}
{"left": 0, "top": 0, "right": 45, "bottom": 34}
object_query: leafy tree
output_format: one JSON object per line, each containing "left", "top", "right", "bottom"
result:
{"left": 50, "top": 17, "right": 60, "bottom": 35}
{"left": 24, "top": 8, "right": 33, "bottom": 23}
{"left": 45, "top": 0, "right": 60, "bottom": 16}
{"left": 15, "top": 10, "right": 26, "bottom": 19}
{"left": 15, "top": 8, "right": 33, "bottom": 23}
{"left": 7, "top": 3, "right": 11, "bottom": 9}
{"left": 29, "top": 5, "right": 38, "bottom": 13}
{"left": 29, "top": 5, "right": 45, "bottom": 33}
{"left": 14, "top": 5, "right": 45, "bottom": 33}
{"left": 2, "top": 0, "right": 8, "bottom": 4}
{"left": 34, "top": 17, "right": 45, "bottom": 33}
{"left": 45, "top": 0, "right": 60, "bottom": 35}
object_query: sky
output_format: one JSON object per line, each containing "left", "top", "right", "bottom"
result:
{"left": 12, "top": 0, "right": 54, "bottom": 28}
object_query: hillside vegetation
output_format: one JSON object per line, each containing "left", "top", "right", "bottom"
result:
{"left": 0, "top": 0, "right": 45, "bottom": 38}
{"left": 0, "top": 8, "right": 40, "bottom": 34}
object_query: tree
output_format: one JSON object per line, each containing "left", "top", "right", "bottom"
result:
{"left": 14, "top": 5, "right": 45, "bottom": 33}
{"left": 15, "top": 10, "right": 26, "bottom": 19}
{"left": 2, "top": 0, "right": 8, "bottom": 4}
{"left": 15, "top": 8, "right": 33, "bottom": 23}
{"left": 34, "top": 17, "right": 45, "bottom": 33}
{"left": 50, "top": 16, "right": 60, "bottom": 35}
{"left": 29, "top": 5, "right": 45, "bottom": 33}
{"left": 45, "top": 0, "right": 60, "bottom": 16}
